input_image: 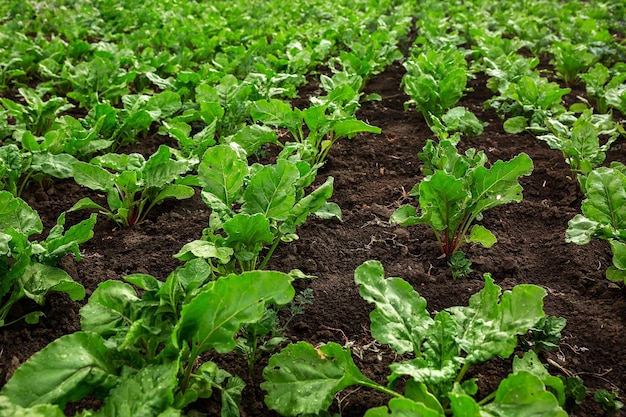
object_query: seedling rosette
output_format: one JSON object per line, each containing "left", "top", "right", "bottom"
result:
{"left": 261, "top": 260, "right": 566, "bottom": 417}
{"left": 391, "top": 140, "right": 533, "bottom": 261}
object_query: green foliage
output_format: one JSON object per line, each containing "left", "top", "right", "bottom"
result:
{"left": 594, "top": 389, "right": 624, "bottom": 415}
{"left": 566, "top": 163, "right": 626, "bottom": 284}
{"left": 0, "top": 262, "right": 296, "bottom": 416}
{"left": 581, "top": 63, "right": 626, "bottom": 114}
{"left": 550, "top": 40, "right": 597, "bottom": 86}
{"left": 175, "top": 143, "right": 341, "bottom": 273}
{"left": 402, "top": 47, "right": 473, "bottom": 130}
{"left": 70, "top": 145, "right": 194, "bottom": 227}
{"left": 0, "top": 191, "right": 94, "bottom": 326}
{"left": 537, "top": 110, "right": 620, "bottom": 191}
{"left": 1, "top": 87, "right": 73, "bottom": 137}
{"left": 250, "top": 96, "right": 380, "bottom": 166}
{"left": 391, "top": 140, "right": 533, "bottom": 259}
{"left": 262, "top": 260, "right": 564, "bottom": 417}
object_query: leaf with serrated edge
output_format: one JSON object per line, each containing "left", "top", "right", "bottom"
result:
{"left": 355, "top": 260, "right": 433, "bottom": 355}
{"left": 174, "top": 270, "right": 294, "bottom": 355}
{"left": 262, "top": 342, "right": 373, "bottom": 416}
{"left": 0, "top": 332, "right": 116, "bottom": 408}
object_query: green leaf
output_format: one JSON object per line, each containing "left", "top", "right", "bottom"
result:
{"left": 173, "top": 240, "right": 233, "bottom": 263}
{"left": 80, "top": 280, "right": 140, "bottom": 338}
{"left": 564, "top": 214, "right": 599, "bottom": 245}
{"left": 242, "top": 159, "right": 299, "bottom": 220}
{"left": 0, "top": 395, "right": 65, "bottom": 417}
{"left": 174, "top": 270, "right": 294, "bottom": 355}
{"left": 20, "top": 263, "right": 85, "bottom": 305}
{"left": 0, "top": 332, "right": 116, "bottom": 408}
{"left": 332, "top": 119, "right": 381, "bottom": 137}
{"left": 470, "top": 153, "right": 533, "bottom": 215}
{"left": 467, "top": 225, "right": 497, "bottom": 248}
{"left": 152, "top": 184, "right": 195, "bottom": 205}
{"left": 390, "top": 205, "right": 419, "bottom": 226}
{"left": 262, "top": 342, "right": 373, "bottom": 416}
{"left": 512, "top": 351, "right": 565, "bottom": 406}
{"left": 607, "top": 240, "right": 626, "bottom": 283}
{"left": 503, "top": 116, "right": 528, "bottom": 134}
{"left": 31, "top": 153, "right": 78, "bottom": 179}
{"left": 416, "top": 170, "right": 468, "bottom": 232}
{"left": 93, "top": 363, "right": 179, "bottom": 417}
{"left": 580, "top": 167, "right": 626, "bottom": 231}
{"left": 73, "top": 161, "right": 115, "bottom": 191}
{"left": 223, "top": 213, "right": 274, "bottom": 259}
{"left": 354, "top": 260, "right": 433, "bottom": 355}
{"left": 483, "top": 371, "right": 567, "bottom": 417}
{"left": 364, "top": 398, "right": 440, "bottom": 417}
{"left": 287, "top": 177, "right": 335, "bottom": 227}
{"left": 198, "top": 144, "right": 247, "bottom": 205}
{"left": 0, "top": 191, "right": 43, "bottom": 236}
{"left": 448, "top": 275, "right": 546, "bottom": 364}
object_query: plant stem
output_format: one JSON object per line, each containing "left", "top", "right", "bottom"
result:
{"left": 259, "top": 235, "right": 282, "bottom": 270}
{"left": 454, "top": 362, "right": 470, "bottom": 384}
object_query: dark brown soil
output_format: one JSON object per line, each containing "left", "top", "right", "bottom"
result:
{"left": 1, "top": 62, "right": 625, "bottom": 416}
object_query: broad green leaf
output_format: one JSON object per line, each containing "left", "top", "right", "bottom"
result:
{"left": 80, "top": 280, "right": 140, "bottom": 338}
{"left": 315, "top": 202, "right": 342, "bottom": 221}
{"left": 607, "top": 240, "right": 626, "bottom": 283}
{"left": 404, "top": 380, "right": 445, "bottom": 415}
{"left": 355, "top": 260, "right": 433, "bottom": 355}
{"left": 152, "top": 184, "right": 195, "bottom": 205}
{"left": 223, "top": 213, "right": 274, "bottom": 259}
{"left": 470, "top": 153, "right": 533, "bottom": 215}
{"left": 332, "top": 119, "right": 381, "bottom": 137}
{"left": 0, "top": 395, "right": 65, "bottom": 417}
{"left": 73, "top": 161, "right": 114, "bottom": 191}
{"left": 0, "top": 332, "right": 116, "bottom": 408}
{"left": 483, "top": 372, "right": 567, "bottom": 417}
{"left": 512, "top": 351, "right": 565, "bottom": 406}
{"left": 580, "top": 167, "right": 626, "bottom": 231}
{"left": 174, "top": 270, "right": 294, "bottom": 354}
{"left": 390, "top": 205, "right": 419, "bottom": 226}
{"left": 364, "top": 398, "right": 440, "bottom": 417}
{"left": 287, "top": 177, "right": 334, "bottom": 227}
{"left": 144, "top": 147, "right": 190, "bottom": 189}
{"left": 173, "top": 240, "right": 233, "bottom": 263}
{"left": 448, "top": 275, "right": 546, "bottom": 364}
{"left": 250, "top": 99, "right": 301, "bottom": 134}
{"left": 262, "top": 342, "right": 373, "bottom": 416}
{"left": 198, "top": 144, "right": 247, "bottom": 205}
{"left": 69, "top": 197, "right": 108, "bottom": 213}
{"left": 145, "top": 91, "right": 181, "bottom": 119}
{"left": 31, "top": 153, "right": 78, "bottom": 179}
{"left": 417, "top": 170, "right": 468, "bottom": 232}
{"left": 242, "top": 159, "right": 299, "bottom": 220}
{"left": 21, "top": 263, "right": 85, "bottom": 305}
{"left": 564, "top": 214, "right": 599, "bottom": 245}
{"left": 503, "top": 116, "right": 528, "bottom": 134}
{"left": 0, "top": 191, "right": 42, "bottom": 236}
{"left": 467, "top": 225, "right": 497, "bottom": 248}
{"left": 92, "top": 363, "right": 179, "bottom": 417}
{"left": 226, "top": 124, "right": 277, "bottom": 155}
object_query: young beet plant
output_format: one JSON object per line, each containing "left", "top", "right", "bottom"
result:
{"left": 566, "top": 162, "right": 626, "bottom": 284}
{"left": 0, "top": 192, "right": 95, "bottom": 326}
{"left": 70, "top": 144, "right": 194, "bottom": 227}
{"left": 262, "top": 260, "right": 567, "bottom": 417}
{"left": 0, "top": 259, "right": 297, "bottom": 416}
{"left": 175, "top": 143, "right": 341, "bottom": 274}
{"left": 391, "top": 139, "right": 533, "bottom": 263}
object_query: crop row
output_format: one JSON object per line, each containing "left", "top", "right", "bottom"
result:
{"left": 1, "top": 0, "right": 625, "bottom": 416}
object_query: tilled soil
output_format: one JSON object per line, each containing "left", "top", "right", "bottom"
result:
{"left": 1, "top": 62, "right": 625, "bottom": 416}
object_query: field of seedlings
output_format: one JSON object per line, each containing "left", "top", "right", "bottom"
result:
{"left": 1, "top": 0, "right": 626, "bottom": 416}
